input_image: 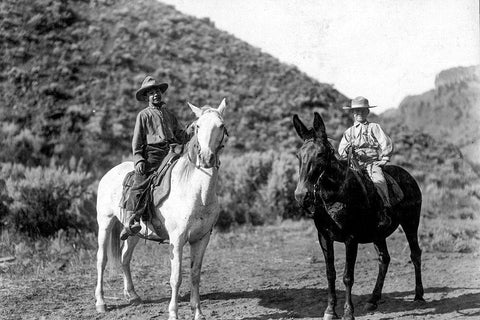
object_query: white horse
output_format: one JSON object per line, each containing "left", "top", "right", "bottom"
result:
{"left": 95, "top": 99, "right": 228, "bottom": 320}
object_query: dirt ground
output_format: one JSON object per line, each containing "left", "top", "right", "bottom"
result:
{"left": 1, "top": 220, "right": 479, "bottom": 320}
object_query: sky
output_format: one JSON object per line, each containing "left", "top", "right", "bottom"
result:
{"left": 159, "top": 0, "right": 480, "bottom": 113}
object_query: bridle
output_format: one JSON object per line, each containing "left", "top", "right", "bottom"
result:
{"left": 302, "top": 139, "right": 349, "bottom": 214}
{"left": 188, "top": 110, "right": 229, "bottom": 169}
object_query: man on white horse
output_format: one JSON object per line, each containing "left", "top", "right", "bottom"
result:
{"left": 121, "top": 76, "right": 189, "bottom": 240}
{"left": 338, "top": 96, "right": 394, "bottom": 229}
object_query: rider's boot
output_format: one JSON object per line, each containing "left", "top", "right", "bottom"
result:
{"left": 120, "top": 211, "right": 142, "bottom": 241}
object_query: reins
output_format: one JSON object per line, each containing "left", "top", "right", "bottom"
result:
{"left": 312, "top": 169, "right": 328, "bottom": 212}
{"left": 307, "top": 140, "right": 350, "bottom": 214}
{"left": 311, "top": 145, "right": 371, "bottom": 215}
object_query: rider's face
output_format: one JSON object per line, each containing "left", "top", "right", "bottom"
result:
{"left": 353, "top": 108, "right": 369, "bottom": 123}
{"left": 147, "top": 88, "right": 163, "bottom": 106}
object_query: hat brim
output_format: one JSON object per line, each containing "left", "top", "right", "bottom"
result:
{"left": 136, "top": 83, "right": 168, "bottom": 102}
{"left": 342, "top": 105, "right": 376, "bottom": 110}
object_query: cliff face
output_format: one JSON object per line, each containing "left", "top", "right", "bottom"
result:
{"left": 435, "top": 66, "right": 480, "bottom": 89}
{"left": 381, "top": 65, "right": 480, "bottom": 169}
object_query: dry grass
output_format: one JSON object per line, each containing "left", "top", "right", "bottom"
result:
{"left": 1, "top": 209, "right": 479, "bottom": 281}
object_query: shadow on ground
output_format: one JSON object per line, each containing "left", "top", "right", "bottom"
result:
{"left": 199, "top": 286, "right": 480, "bottom": 320}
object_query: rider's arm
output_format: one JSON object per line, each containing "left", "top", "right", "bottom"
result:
{"left": 338, "top": 129, "right": 351, "bottom": 160}
{"left": 371, "top": 124, "right": 393, "bottom": 162}
{"left": 132, "top": 112, "right": 146, "bottom": 166}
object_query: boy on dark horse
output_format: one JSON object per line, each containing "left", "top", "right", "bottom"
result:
{"left": 120, "top": 76, "right": 190, "bottom": 240}
{"left": 338, "top": 96, "right": 393, "bottom": 229}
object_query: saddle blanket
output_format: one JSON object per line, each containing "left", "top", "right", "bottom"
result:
{"left": 119, "top": 151, "right": 180, "bottom": 219}
{"left": 385, "top": 172, "right": 404, "bottom": 206}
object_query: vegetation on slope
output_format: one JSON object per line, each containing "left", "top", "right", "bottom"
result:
{"left": 0, "top": 0, "right": 349, "bottom": 176}
{"left": 0, "top": 0, "right": 477, "bottom": 240}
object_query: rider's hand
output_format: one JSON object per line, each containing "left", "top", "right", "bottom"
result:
{"left": 375, "top": 160, "right": 388, "bottom": 167}
{"left": 135, "top": 162, "right": 145, "bottom": 175}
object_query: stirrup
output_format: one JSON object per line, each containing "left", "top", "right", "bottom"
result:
{"left": 120, "top": 213, "right": 142, "bottom": 240}
{"left": 120, "top": 222, "right": 141, "bottom": 241}
{"left": 129, "top": 221, "right": 142, "bottom": 234}
{"left": 120, "top": 227, "right": 131, "bottom": 241}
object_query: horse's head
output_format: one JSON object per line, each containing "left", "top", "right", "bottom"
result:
{"left": 292, "top": 112, "right": 335, "bottom": 209}
{"left": 187, "top": 98, "right": 228, "bottom": 169}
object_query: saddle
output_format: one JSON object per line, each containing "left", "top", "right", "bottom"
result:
{"left": 351, "top": 168, "right": 404, "bottom": 207}
{"left": 119, "top": 150, "right": 181, "bottom": 221}
{"left": 384, "top": 172, "right": 404, "bottom": 206}
{"left": 346, "top": 148, "right": 404, "bottom": 206}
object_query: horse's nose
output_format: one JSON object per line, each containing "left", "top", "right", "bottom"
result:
{"left": 199, "top": 151, "right": 215, "bottom": 168}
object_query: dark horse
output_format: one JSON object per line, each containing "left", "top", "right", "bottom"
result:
{"left": 292, "top": 112, "right": 424, "bottom": 320}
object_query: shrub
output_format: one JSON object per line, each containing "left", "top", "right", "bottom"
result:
{"left": 420, "top": 223, "right": 479, "bottom": 254}
{"left": 255, "top": 152, "right": 299, "bottom": 221}
{"left": 216, "top": 151, "right": 301, "bottom": 230}
{"left": 0, "top": 163, "right": 96, "bottom": 238}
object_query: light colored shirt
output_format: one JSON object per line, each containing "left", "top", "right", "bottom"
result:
{"left": 338, "top": 121, "right": 393, "bottom": 164}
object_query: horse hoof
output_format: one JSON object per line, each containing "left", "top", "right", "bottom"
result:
{"left": 323, "top": 313, "right": 339, "bottom": 320}
{"left": 129, "top": 297, "right": 143, "bottom": 306}
{"left": 96, "top": 304, "right": 106, "bottom": 313}
{"left": 364, "top": 302, "right": 377, "bottom": 311}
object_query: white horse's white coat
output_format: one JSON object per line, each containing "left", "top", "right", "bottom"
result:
{"left": 95, "top": 100, "right": 227, "bottom": 320}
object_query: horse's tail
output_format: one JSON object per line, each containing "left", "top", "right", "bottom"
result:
{"left": 107, "top": 218, "right": 123, "bottom": 270}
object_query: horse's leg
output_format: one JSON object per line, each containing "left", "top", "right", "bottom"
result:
{"left": 342, "top": 239, "right": 358, "bottom": 320}
{"left": 398, "top": 206, "right": 425, "bottom": 302}
{"left": 121, "top": 235, "right": 141, "bottom": 305}
{"left": 168, "top": 235, "right": 185, "bottom": 320}
{"left": 403, "top": 229, "right": 425, "bottom": 301}
{"left": 95, "top": 216, "right": 115, "bottom": 313}
{"left": 318, "top": 233, "right": 339, "bottom": 320}
{"left": 365, "top": 238, "right": 390, "bottom": 311}
{"left": 190, "top": 233, "right": 211, "bottom": 320}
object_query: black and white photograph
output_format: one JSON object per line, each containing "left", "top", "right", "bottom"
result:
{"left": 1, "top": 0, "right": 479, "bottom": 319}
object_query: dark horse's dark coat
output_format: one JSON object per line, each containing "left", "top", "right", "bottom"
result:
{"left": 293, "top": 112, "right": 424, "bottom": 320}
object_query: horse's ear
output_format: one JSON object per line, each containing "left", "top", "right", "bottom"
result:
{"left": 217, "top": 98, "right": 226, "bottom": 116}
{"left": 188, "top": 102, "right": 203, "bottom": 118}
{"left": 293, "top": 114, "right": 309, "bottom": 140}
{"left": 313, "top": 112, "right": 326, "bottom": 137}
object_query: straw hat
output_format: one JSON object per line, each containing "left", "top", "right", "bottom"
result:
{"left": 342, "top": 96, "right": 377, "bottom": 110}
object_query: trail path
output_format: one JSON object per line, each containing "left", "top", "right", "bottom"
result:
{"left": 1, "top": 221, "right": 479, "bottom": 319}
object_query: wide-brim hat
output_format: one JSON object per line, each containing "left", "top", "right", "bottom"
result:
{"left": 135, "top": 76, "right": 168, "bottom": 102}
{"left": 342, "top": 96, "right": 377, "bottom": 110}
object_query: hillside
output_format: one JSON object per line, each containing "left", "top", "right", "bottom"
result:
{"left": 381, "top": 65, "right": 480, "bottom": 169}
{"left": 0, "top": 0, "right": 478, "bottom": 237}
{"left": 0, "top": 0, "right": 471, "bottom": 179}
{"left": 0, "top": 0, "right": 350, "bottom": 175}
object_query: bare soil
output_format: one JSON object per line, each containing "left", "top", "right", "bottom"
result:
{"left": 1, "top": 220, "right": 479, "bottom": 320}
